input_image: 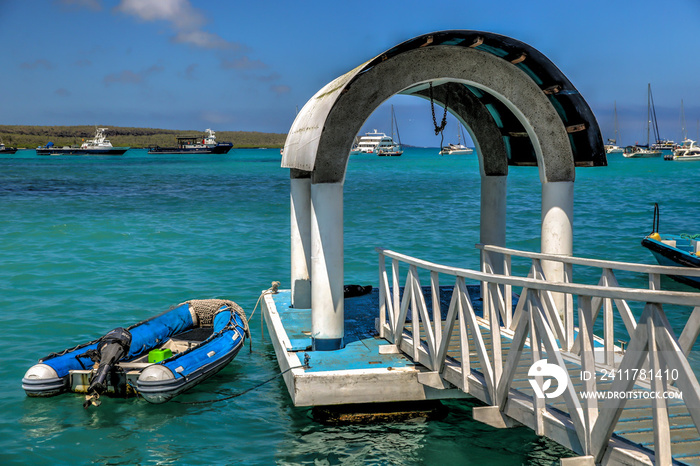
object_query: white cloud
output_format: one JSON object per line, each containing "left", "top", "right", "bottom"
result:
{"left": 20, "top": 59, "right": 53, "bottom": 70}
{"left": 116, "top": 0, "right": 203, "bottom": 29}
{"left": 271, "top": 85, "right": 291, "bottom": 95}
{"left": 103, "top": 65, "right": 163, "bottom": 85}
{"left": 200, "top": 111, "right": 234, "bottom": 125}
{"left": 116, "top": 0, "right": 236, "bottom": 50}
{"left": 221, "top": 56, "right": 267, "bottom": 70}
{"left": 173, "top": 30, "right": 234, "bottom": 50}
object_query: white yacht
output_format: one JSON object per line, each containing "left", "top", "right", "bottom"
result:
{"left": 651, "top": 139, "right": 676, "bottom": 152}
{"left": 623, "top": 146, "right": 661, "bottom": 158}
{"left": 352, "top": 129, "right": 402, "bottom": 156}
{"left": 351, "top": 105, "right": 403, "bottom": 156}
{"left": 605, "top": 140, "right": 623, "bottom": 155}
{"left": 439, "top": 142, "right": 473, "bottom": 155}
{"left": 672, "top": 139, "right": 700, "bottom": 161}
{"left": 439, "top": 123, "right": 473, "bottom": 155}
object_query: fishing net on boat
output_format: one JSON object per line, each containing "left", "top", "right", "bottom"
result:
{"left": 185, "top": 299, "right": 249, "bottom": 337}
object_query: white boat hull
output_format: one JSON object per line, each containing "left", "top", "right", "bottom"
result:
{"left": 439, "top": 148, "right": 473, "bottom": 155}
{"left": 623, "top": 150, "right": 661, "bottom": 158}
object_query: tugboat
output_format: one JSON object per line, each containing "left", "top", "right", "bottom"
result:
{"left": 36, "top": 127, "right": 129, "bottom": 155}
{"left": 148, "top": 129, "right": 233, "bottom": 154}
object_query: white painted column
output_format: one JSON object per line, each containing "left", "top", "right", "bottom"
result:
{"left": 310, "top": 181, "right": 344, "bottom": 350}
{"left": 541, "top": 181, "right": 574, "bottom": 313}
{"left": 480, "top": 175, "right": 507, "bottom": 274}
{"left": 290, "top": 176, "right": 311, "bottom": 308}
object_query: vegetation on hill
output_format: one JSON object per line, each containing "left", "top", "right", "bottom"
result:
{"left": 0, "top": 125, "right": 287, "bottom": 149}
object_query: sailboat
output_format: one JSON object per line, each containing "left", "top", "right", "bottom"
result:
{"left": 605, "top": 101, "right": 624, "bottom": 154}
{"left": 439, "top": 122, "right": 474, "bottom": 155}
{"left": 624, "top": 84, "right": 663, "bottom": 158}
{"left": 375, "top": 105, "right": 403, "bottom": 156}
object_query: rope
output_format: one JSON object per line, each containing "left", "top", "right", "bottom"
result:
{"left": 248, "top": 281, "right": 280, "bottom": 322}
{"left": 173, "top": 363, "right": 305, "bottom": 405}
{"left": 247, "top": 281, "right": 280, "bottom": 349}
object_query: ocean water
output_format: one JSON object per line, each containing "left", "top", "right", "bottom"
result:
{"left": 1, "top": 148, "right": 699, "bottom": 465}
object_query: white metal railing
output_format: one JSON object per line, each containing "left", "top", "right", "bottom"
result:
{"left": 479, "top": 243, "right": 700, "bottom": 360}
{"left": 376, "top": 245, "right": 700, "bottom": 464}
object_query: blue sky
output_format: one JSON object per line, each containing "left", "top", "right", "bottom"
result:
{"left": 1, "top": 0, "right": 699, "bottom": 147}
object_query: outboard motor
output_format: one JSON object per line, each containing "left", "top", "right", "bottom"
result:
{"left": 84, "top": 327, "right": 132, "bottom": 408}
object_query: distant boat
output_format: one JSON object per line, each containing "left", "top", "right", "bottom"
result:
{"left": 351, "top": 106, "right": 403, "bottom": 156}
{"left": 666, "top": 100, "right": 690, "bottom": 160}
{"left": 439, "top": 122, "right": 473, "bottom": 155}
{"left": 605, "top": 142, "right": 623, "bottom": 155}
{"left": 148, "top": 129, "right": 233, "bottom": 155}
{"left": 0, "top": 142, "right": 17, "bottom": 154}
{"left": 36, "top": 127, "right": 129, "bottom": 156}
{"left": 605, "top": 101, "right": 624, "bottom": 154}
{"left": 376, "top": 106, "right": 403, "bottom": 156}
{"left": 352, "top": 130, "right": 402, "bottom": 156}
{"left": 625, "top": 84, "right": 665, "bottom": 158}
{"left": 624, "top": 145, "right": 660, "bottom": 158}
{"left": 642, "top": 204, "right": 700, "bottom": 289}
{"left": 671, "top": 139, "right": 700, "bottom": 161}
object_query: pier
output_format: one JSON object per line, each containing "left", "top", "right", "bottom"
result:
{"left": 264, "top": 30, "right": 700, "bottom": 464}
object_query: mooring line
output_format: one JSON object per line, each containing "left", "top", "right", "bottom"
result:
{"left": 173, "top": 363, "right": 306, "bottom": 405}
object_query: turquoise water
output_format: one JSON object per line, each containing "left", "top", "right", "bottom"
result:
{"left": 1, "top": 148, "right": 699, "bottom": 465}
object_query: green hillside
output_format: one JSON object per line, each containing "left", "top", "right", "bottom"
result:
{"left": 0, "top": 125, "right": 287, "bottom": 149}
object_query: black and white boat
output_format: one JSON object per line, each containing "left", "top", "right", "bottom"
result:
{"left": 641, "top": 204, "right": 700, "bottom": 289}
{"left": 148, "top": 129, "right": 233, "bottom": 154}
{"left": 36, "top": 127, "right": 129, "bottom": 156}
{"left": 0, "top": 142, "right": 17, "bottom": 154}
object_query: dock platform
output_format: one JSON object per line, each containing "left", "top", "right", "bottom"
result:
{"left": 263, "top": 289, "right": 469, "bottom": 407}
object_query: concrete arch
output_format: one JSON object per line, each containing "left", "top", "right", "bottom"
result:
{"left": 283, "top": 31, "right": 605, "bottom": 184}
{"left": 282, "top": 31, "right": 605, "bottom": 350}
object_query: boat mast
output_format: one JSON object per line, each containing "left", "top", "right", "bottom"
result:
{"left": 681, "top": 99, "right": 687, "bottom": 141}
{"left": 648, "top": 84, "right": 661, "bottom": 144}
{"left": 391, "top": 105, "right": 402, "bottom": 146}
{"left": 390, "top": 105, "right": 394, "bottom": 142}
{"left": 646, "top": 84, "right": 651, "bottom": 146}
{"left": 613, "top": 101, "right": 620, "bottom": 144}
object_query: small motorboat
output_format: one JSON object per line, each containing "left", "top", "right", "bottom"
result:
{"left": 22, "top": 299, "right": 248, "bottom": 406}
{"left": 641, "top": 204, "right": 700, "bottom": 289}
{"left": 672, "top": 139, "right": 700, "bottom": 161}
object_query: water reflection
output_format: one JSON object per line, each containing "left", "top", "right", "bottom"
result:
{"left": 276, "top": 400, "right": 574, "bottom": 465}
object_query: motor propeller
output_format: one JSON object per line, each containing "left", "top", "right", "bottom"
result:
{"left": 83, "top": 327, "right": 132, "bottom": 408}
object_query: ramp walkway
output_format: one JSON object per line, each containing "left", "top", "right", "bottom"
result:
{"left": 375, "top": 245, "right": 700, "bottom": 465}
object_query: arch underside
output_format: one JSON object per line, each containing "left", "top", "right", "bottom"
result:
{"left": 282, "top": 30, "right": 605, "bottom": 184}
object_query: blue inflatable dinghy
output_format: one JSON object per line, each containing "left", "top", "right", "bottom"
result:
{"left": 22, "top": 299, "right": 248, "bottom": 406}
